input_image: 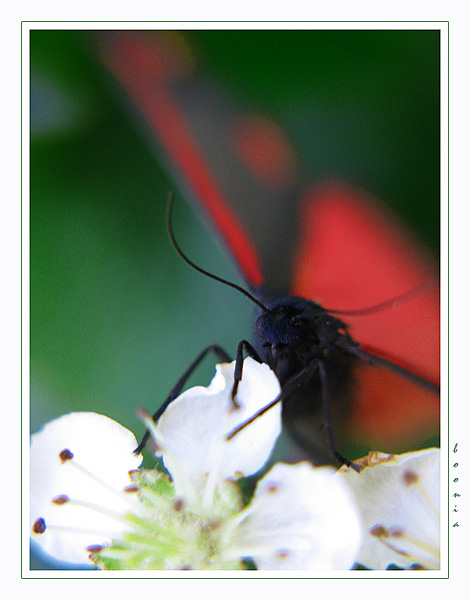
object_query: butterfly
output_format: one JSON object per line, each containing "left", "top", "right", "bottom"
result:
{"left": 97, "top": 31, "right": 440, "bottom": 466}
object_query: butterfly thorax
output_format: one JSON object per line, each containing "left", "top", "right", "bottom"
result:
{"left": 256, "top": 296, "right": 356, "bottom": 386}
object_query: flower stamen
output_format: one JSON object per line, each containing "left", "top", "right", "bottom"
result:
{"left": 51, "top": 495, "right": 133, "bottom": 521}
{"left": 33, "top": 520, "right": 128, "bottom": 538}
{"left": 202, "top": 409, "right": 234, "bottom": 509}
{"left": 401, "top": 471, "right": 440, "bottom": 522}
{"left": 370, "top": 524, "right": 440, "bottom": 569}
{"left": 59, "top": 449, "right": 74, "bottom": 463}
{"left": 32, "top": 518, "right": 46, "bottom": 534}
{"left": 57, "top": 449, "right": 140, "bottom": 512}
{"left": 138, "top": 408, "right": 199, "bottom": 506}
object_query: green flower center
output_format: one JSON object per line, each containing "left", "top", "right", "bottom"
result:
{"left": 91, "top": 468, "right": 246, "bottom": 570}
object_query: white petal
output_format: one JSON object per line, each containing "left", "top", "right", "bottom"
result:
{"left": 155, "top": 358, "right": 281, "bottom": 493}
{"left": 227, "top": 462, "right": 362, "bottom": 570}
{"left": 338, "top": 448, "right": 440, "bottom": 569}
{"left": 30, "top": 412, "right": 142, "bottom": 565}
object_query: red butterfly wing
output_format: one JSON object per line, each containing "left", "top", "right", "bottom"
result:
{"left": 98, "top": 31, "right": 303, "bottom": 295}
{"left": 292, "top": 182, "right": 440, "bottom": 449}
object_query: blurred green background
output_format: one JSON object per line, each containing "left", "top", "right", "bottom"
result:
{"left": 29, "top": 29, "right": 440, "bottom": 568}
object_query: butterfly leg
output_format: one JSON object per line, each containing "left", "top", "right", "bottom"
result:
{"left": 134, "top": 344, "right": 232, "bottom": 454}
{"left": 318, "top": 360, "right": 361, "bottom": 472}
{"left": 226, "top": 366, "right": 309, "bottom": 439}
{"left": 231, "top": 340, "right": 264, "bottom": 406}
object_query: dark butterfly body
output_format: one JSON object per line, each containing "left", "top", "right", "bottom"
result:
{"left": 98, "top": 31, "right": 440, "bottom": 465}
{"left": 253, "top": 296, "right": 356, "bottom": 464}
{"left": 257, "top": 297, "right": 352, "bottom": 388}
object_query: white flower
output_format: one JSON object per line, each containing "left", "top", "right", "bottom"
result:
{"left": 31, "top": 358, "right": 362, "bottom": 570}
{"left": 150, "top": 359, "right": 282, "bottom": 507}
{"left": 30, "top": 412, "right": 143, "bottom": 565}
{"left": 338, "top": 448, "right": 440, "bottom": 570}
{"left": 222, "top": 461, "right": 362, "bottom": 570}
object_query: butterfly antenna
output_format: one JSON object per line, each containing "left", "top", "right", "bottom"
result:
{"left": 325, "top": 279, "right": 437, "bottom": 316}
{"left": 167, "top": 193, "right": 269, "bottom": 313}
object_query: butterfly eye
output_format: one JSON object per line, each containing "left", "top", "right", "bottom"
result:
{"left": 289, "top": 315, "right": 304, "bottom": 327}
